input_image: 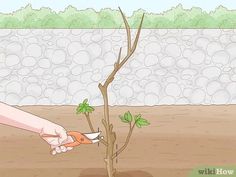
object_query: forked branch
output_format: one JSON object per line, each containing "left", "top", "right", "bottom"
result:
{"left": 112, "top": 121, "right": 136, "bottom": 159}
{"left": 99, "top": 8, "right": 144, "bottom": 90}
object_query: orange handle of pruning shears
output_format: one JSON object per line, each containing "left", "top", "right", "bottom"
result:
{"left": 41, "top": 131, "right": 83, "bottom": 147}
{"left": 64, "top": 131, "right": 83, "bottom": 147}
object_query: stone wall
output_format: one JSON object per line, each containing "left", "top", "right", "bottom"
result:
{"left": 0, "top": 29, "right": 236, "bottom": 105}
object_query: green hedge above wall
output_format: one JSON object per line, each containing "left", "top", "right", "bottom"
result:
{"left": 1, "top": 4, "right": 236, "bottom": 28}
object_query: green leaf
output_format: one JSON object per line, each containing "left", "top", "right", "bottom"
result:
{"left": 86, "top": 106, "right": 95, "bottom": 113}
{"left": 136, "top": 122, "right": 142, "bottom": 128}
{"left": 119, "top": 111, "right": 133, "bottom": 124}
{"left": 83, "top": 99, "right": 88, "bottom": 104}
{"left": 134, "top": 115, "right": 150, "bottom": 128}
{"left": 119, "top": 115, "right": 129, "bottom": 123}
{"left": 76, "top": 104, "right": 83, "bottom": 114}
{"left": 76, "top": 98, "right": 95, "bottom": 114}
{"left": 134, "top": 114, "right": 141, "bottom": 121}
{"left": 124, "top": 111, "right": 133, "bottom": 122}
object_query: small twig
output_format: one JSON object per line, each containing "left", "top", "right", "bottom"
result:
{"left": 117, "top": 47, "right": 122, "bottom": 66}
{"left": 85, "top": 113, "right": 95, "bottom": 132}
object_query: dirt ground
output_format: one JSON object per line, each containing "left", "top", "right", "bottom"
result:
{"left": 0, "top": 105, "right": 236, "bottom": 177}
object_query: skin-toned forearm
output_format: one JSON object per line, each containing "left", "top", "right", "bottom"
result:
{"left": 0, "top": 102, "right": 55, "bottom": 134}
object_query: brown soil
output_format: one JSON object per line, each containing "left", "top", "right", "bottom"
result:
{"left": 0, "top": 105, "right": 236, "bottom": 177}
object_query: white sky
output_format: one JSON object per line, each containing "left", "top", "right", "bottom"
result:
{"left": 1, "top": 0, "right": 236, "bottom": 15}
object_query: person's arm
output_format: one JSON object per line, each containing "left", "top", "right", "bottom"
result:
{"left": 0, "top": 102, "right": 73, "bottom": 154}
{"left": 0, "top": 102, "right": 57, "bottom": 134}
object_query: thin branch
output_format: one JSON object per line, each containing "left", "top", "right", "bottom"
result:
{"left": 112, "top": 122, "right": 136, "bottom": 159}
{"left": 85, "top": 113, "right": 95, "bottom": 132}
{"left": 118, "top": 7, "right": 131, "bottom": 54}
{"left": 114, "top": 47, "right": 122, "bottom": 69}
{"left": 84, "top": 113, "right": 108, "bottom": 146}
{"left": 131, "top": 13, "right": 145, "bottom": 52}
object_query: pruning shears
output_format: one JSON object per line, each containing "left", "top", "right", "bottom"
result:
{"left": 42, "top": 131, "right": 102, "bottom": 148}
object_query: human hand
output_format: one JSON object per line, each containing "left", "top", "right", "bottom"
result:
{"left": 40, "top": 123, "right": 74, "bottom": 155}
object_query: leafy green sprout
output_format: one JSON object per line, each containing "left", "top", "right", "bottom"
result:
{"left": 119, "top": 111, "right": 150, "bottom": 128}
{"left": 76, "top": 99, "right": 94, "bottom": 114}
